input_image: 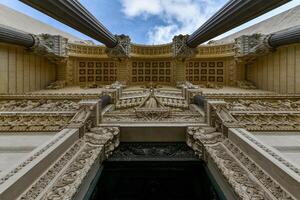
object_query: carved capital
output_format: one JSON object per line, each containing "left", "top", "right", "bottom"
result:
{"left": 234, "top": 34, "right": 274, "bottom": 62}
{"left": 30, "top": 34, "right": 68, "bottom": 61}
{"left": 106, "top": 34, "right": 131, "bottom": 58}
{"left": 88, "top": 127, "right": 120, "bottom": 157}
{"left": 172, "top": 34, "right": 197, "bottom": 59}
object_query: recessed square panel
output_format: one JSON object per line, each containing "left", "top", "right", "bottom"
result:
{"left": 96, "top": 62, "right": 102, "bottom": 68}
{"left": 88, "top": 76, "right": 94, "bottom": 81}
{"left": 159, "top": 77, "right": 164, "bottom": 81}
{"left": 132, "top": 69, "right": 137, "bottom": 75}
{"left": 79, "top": 77, "right": 86, "bottom": 82}
{"left": 217, "top": 62, "right": 223, "bottom": 67}
{"left": 132, "top": 62, "right": 137, "bottom": 67}
{"left": 110, "top": 69, "right": 115, "bottom": 74}
{"left": 166, "top": 77, "right": 170, "bottom": 82}
{"left": 79, "top": 69, "right": 86, "bottom": 75}
{"left": 132, "top": 77, "right": 137, "bottom": 82}
{"left": 209, "top": 62, "right": 215, "bottom": 67}
{"left": 145, "top": 76, "right": 150, "bottom": 81}
{"left": 201, "top": 76, "right": 207, "bottom": 81}
{"left": 201, "top": 69, "right": 207, "bottom": 74}
{"left": 145, "top": 69, "right": 150, "bottom": 74}
{"left": 217, "top": 77, "right": 223, "bottom": 82}
{"left": 194, "top": 76, "right": 199, "bottom": 81}
{"left": 152, "top": 76, "right": 158, "bottom": 81}
{"left": 166, "top": 69, "right": 171, "bottom": 75}
{"left": 201, "top": 62, "right": 207, "bottom": 67}
{"left": 159, "top": 69, "right": 165, "bottom": 75}
{"left": 152, "top": 69, "right": 158, "bottom": 74}
{"left": 104, "top": 69, "right": 108, "bottom": 74}
{"left": 96, "top": 69, "right": 101, "bottom": 74}
{"left": 104, "top": 76, "right": 108, "bottom": 81}
{"left": 209, "top": 76, "right": 215, "bottom": 81}
{"left": 88, "top": 62, "right": 94, "bottom": 68}
{"left": 96, "top": 76, "right": 102, "bottom": 81}
{"left": 217, "top": 69, "right": 223, "bottom": 75}
{"left": 138, "top": 77, "right": 144, "bottom": 82}
{"left": 209, "top": 69, "right": 215, "bottom": 74}
{"left": 88, "top": 69, "right": 94, "bottom": 74}
{"left": 138, "top": 69, "right": 143, "bottom": 75}
{"left": 79, "top": 62, "right": 85, "bottom": 67}
{"left": 194, "top": 69, "right": 199, "bottom": 74}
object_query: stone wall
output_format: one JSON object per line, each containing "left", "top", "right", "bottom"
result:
{"left": 0, "top": 43, "right": 56, "bottom": 94}
{"left": 246, "top": 43, "right": 300, "bottom": 94}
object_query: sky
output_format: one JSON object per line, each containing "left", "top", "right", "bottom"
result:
{"left": 1, "top": 0, "right": 300, "bottom": 45}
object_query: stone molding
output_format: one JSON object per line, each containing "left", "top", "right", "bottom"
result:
{"left": 223, "top": 139, "right": 295, "bottom": 200}
{"left": 21, "top": 127, "right": 120, "bottom": 200}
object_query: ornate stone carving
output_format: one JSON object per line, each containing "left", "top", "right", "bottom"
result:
{"left": 0, "top": 99, "right": 79, "bottom": 112}
{"left": 206, "top": 142, "right": 268, "bottom": 199}
{"left": 186, "top": 126, "right": 222, "bottom": 158}
{"left": 108, "top": 143, "right": 198, "bottom": 161}
{"left": 0, "top": 115, "right": 72, "bottom": 131}
{"left": 172, "top": 34, "right": 197, "bottom": 59}
{"left": 236, "top": 80, "right": 257, "bottom": 89}
{"left": 225, "top": 99, "right": 300, "bottom": 111}
{"left": 223, "top": 139, "right": 295, "bottom": 200}
{"left": 134, "top": 90, "right": 171, "bottom": 120}
{"left": 19, "top": 140, "right": 83, "bottom": 200}
{"left": 235, "top": 34, "right": 273, "bottom": 62}
{"left": 46, "top": 80, "right": 66, "bottom": 89}
{"left": 41, "top": 127, "right": 120, "bottom": 200}
{"left": 105, "top": 34, "right": 131, "bottom": 58}
{"left": 0, "top": 129, "right": 73, "bottom": 185}
{"left": 30, "top": 34, "right": 68, "bottom": 61}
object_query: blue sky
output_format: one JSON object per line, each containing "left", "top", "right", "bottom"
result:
{"left": 1, "top": 0, "right": 300, "bottom": 44}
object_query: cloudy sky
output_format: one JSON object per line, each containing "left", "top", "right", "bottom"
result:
{"left": 1, "top": 0, "right": 300, "bottom": 44}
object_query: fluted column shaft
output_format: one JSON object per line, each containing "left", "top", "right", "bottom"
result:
{"left": 187, "top": 0, "right": 291, "bottom": 48}
{"left": 269, "top": 26, "right": 300, "bottom": 48}
{"left": 0, "top": 26, "right": 35, "bottom": 47}
{"left": 20, "top": 0, "right": 118, "bottom": 47}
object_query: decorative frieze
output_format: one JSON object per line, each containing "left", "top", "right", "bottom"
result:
{"left": 0, "top": 99, "right": 79, "bottom": 112}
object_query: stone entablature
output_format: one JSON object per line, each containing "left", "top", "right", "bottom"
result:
{"left": 67, "top": 42, "right": 235, "bottom": 59}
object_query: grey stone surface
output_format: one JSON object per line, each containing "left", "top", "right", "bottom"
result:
{"left": 0, "top": 4, "right": 82, "bottom": 42}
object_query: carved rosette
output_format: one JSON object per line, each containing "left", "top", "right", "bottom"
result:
{"left": 30, "top": 34, "right": 68, "bottom": 61}
{"left": 172, "top": 34, "right": 197, "bottom": 59}
{"left": 106, "top": 34, "right": 131, "bottom": 58}
{"left": 234, "top": 34, "right": 274, "bottom": 62}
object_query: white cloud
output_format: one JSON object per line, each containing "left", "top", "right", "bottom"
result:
{"left": 120, "top": 0, "right": 225, "bottom": 44}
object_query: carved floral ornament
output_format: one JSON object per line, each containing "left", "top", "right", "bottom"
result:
{"left": 186, "top": 126, "right": 296, "bottom": 200}
{"left": 19, "top": 127, "right": 120, "bottom": 200}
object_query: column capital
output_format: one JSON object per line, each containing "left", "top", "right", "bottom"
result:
{"left": 172, "top": 34, "right": 197, "bottom": 59}
{"left": 30, "top": 34, "right": 68, "bottom": 62}
{"left": 106, "top": 34, "right": 131, "bottom": 58}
